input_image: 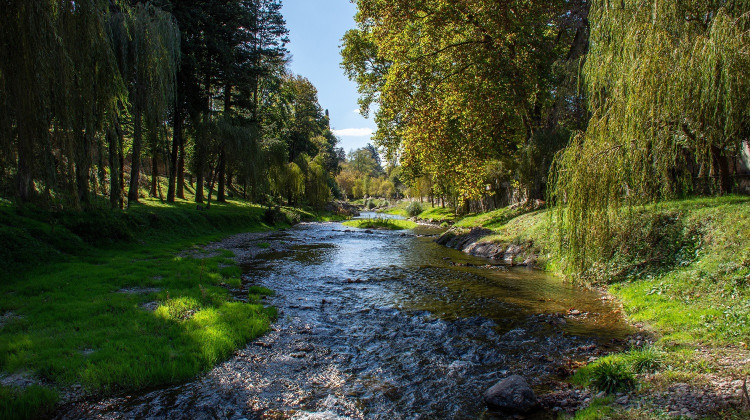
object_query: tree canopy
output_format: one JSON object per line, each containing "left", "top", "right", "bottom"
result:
{"left": 0, "top": 0, "right": 343, "bottom": 211}
{"left": 552, "top": 0, "right": 750, "bottom": 270}
{"left": 342, "top": 0, "right": 590, "bottom": 203}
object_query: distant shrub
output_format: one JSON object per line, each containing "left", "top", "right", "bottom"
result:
{"left": 366, "top": 200, "right": 376, "bottom": 210}
{"left": 405, "top": 201, "right": 423, "bottom": 217}
{"left": 263, "top": 207, "right": 294, "bottom": 226}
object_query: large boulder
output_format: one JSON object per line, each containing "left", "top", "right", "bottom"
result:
{"left": 483, "top": 375, "right": 538, "bottom": 413}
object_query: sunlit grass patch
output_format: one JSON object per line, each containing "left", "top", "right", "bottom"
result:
{"left": 0, "top": 198, "right": 291, "bottom": 416}
{"left": 342, "top": 218, "right": 417, "bottom": 230}
{"left": 248, "top": 285, "right": 275, "bottom": 297}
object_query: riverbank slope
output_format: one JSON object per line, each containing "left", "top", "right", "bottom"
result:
{"left": 0, "top": 197, "right": 334, "bottom": 419}
{"left": 436, "top": 196, "right": 750, "bottom": 418}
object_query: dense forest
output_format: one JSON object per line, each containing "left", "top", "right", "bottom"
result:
{"left": 0, "top": 0, "right": 342, "bottom": 210}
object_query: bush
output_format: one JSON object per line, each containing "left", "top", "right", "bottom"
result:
{"left": 405, "top": 201, "right": 423, "bottom": 217}
{"left": 366, "top": 200, "right": 376, "bottom": 210}
{"left": 263, "top": 207, "right": 292, "bottom": 226}
{"left": 628, "top": 346, "right": 662, "bottom": 373}
{"left": 589, "top": 360, "right": 635, "bottom": 394}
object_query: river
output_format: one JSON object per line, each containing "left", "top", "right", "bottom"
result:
{"left": 58, "top": 212, "right": 633, "bottom": 419}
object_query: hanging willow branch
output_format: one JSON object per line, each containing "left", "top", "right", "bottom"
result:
{"left": 551, "top": 0, "right": 750, "bottom": 273}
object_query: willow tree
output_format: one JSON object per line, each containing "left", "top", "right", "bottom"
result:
{"left": 0, "top": 1, "right": 61, "bottom": 202}
{"left": 124, "top": 3, "right": 179, "bottom": 206}
{"left": 1, "top": 0, "right": 125, "bottom": 207}
{"left": 552, "top": 0, "right": 750, "bottom": 271}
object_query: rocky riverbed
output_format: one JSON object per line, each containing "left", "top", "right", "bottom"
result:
{"left": 57, "top": 216, "right": 636, "bottom": 419}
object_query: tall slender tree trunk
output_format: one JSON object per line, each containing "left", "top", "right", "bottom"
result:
{"left": 177, "top": 136, "right": 185, "bottom": 199}
{"left": 75, "top": 125, "right": 92, "bottom": 206}
{"left": 168, "top": 100, "right": 182, "bottom": 202}
{"left": 150, "top": 154, "right": 158, "bottom": 197}
{"left": 118, "top": 122, "right": 125, "bottom": 208}
{"left": 128, "top": 103, "right": 143, "bottom": 206}
{"left": 217, "top": 150, "right": 226, "bottom": 202}
{"left": 16, "top": 124, "right": 35, "bottom": 202}
{"left": 218, "top": 83, "right": 231, "bottom": 203}
{"left": 107, "top": 123, "right": 121, "bottom": 209}
{"left": 194, "top": 142, "right": 204, "bottom": 203}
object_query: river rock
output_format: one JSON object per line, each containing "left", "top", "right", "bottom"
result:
{"left": 483, "top": 375, "right": 538, "bottom": 413}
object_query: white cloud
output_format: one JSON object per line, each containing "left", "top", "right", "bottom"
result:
{"left": 332, "top": 128, "right": 373, "bottom": 137}
{"left": 352, "top": 109, "right": 361, "bottom": 114}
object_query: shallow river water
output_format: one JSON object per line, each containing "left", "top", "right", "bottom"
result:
{"left": 59, "top": 213, "right": 633, "bottom": 419}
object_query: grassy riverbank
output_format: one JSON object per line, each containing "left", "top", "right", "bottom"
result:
{"left": 0, "top": 197, "right": 327, "bottom": 419}
{"left": 441, "top": 196, "right": 750, "bottom": 418}
{"left": 342, "top": 217, "right": 417, "bottom": 230}
{"left": 381, "top": 201, "right": 458, "bottom": 223}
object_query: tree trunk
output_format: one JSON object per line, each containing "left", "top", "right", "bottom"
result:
{"left": 75, "top": 126, "right": 92, "bottom": 207}
{"left": 128, "top": 104, "right": 143, "bottom": 206}
{"left": 177, "top": 134, "right": 185, "bottom": 199}
{"left": 168, "top": 84, "right": 182, "bottom": 202}
{"left": 107, "top": 123, "right": 121, "bottom": 209}
{"left": 118, "top": 122, "right": 125, "bottom": 208}
{"left": 150, "top": 154, "right": 158, "bottom": 197}
{"left": 195, "top": 142, "right": 204, "bottom": 203}
{"left": 217, "top": 149, "right": 226, "bottom": 202}
{"left": 218, "top": 82, "right": 231, "bottom": 203}
{"left": 167, "top": 107, "right": 182, "bottom": 203}
{"left": 712, "top": 145, "right": 731, "bottom": 194}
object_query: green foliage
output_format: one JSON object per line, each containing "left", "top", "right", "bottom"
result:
{"left": 342, "top": 218, "right": 417, "bottom": 230}
{"left": 627, "top": 346, "right": 663, "bottom": 374}
{"left": 343, "top": 0, "right": 587, "bottom": 200}
{"left": 586, "top": 359, "right": 636, "bottom": 394}
{"left": 552, "top": 0, "right": 750, "bottom": 272}
{"left": 0, "top": 385, "right": 58, "bottom": 420}
{"left": 405, "top": 201, "right": 423, "bottom": 217}
{"left": 0, "top": 199, "right": 302, "bottom": 418}
{"left": 572, "top": 396, "right": 615, "bottom": 420}
{"left": 454, "top": 206, "right": 532, "bottom": 229}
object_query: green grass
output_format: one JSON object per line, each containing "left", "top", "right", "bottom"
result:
{"left": 0, "top": 194, "right": 321, "bottom": 417}
{"left": 454, "top": 205, "right": 533, "bottom": 229}
{"left": 0, "top": 385, "right": 59, "bottom": 420}
{"left": 342, "top": 218, "right": 418, "bottom": 230}
{"left": 382, "top": 200, "right": 458, "bottom": 222}
{"left": 448, "top": 195, "right": 750, "bottom": 417}
{"left": 571, "top": 396, "right": 615, "bottom": 420}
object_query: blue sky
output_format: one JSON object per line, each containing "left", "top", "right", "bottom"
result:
{"left": 281, "top": 0, "right": 376, "bottom": 153}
